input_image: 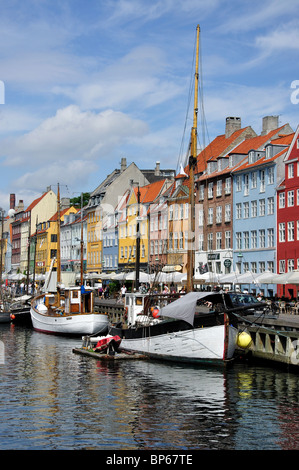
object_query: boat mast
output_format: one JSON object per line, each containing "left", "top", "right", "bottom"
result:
{"left": 56, "top": 183, "right": 61, "bottom": 286}
{"left": 187, "top": 24, "right": 200, "bottom": 293}
{"left": 80, "top": 192, "right": 84, "bottom": 286}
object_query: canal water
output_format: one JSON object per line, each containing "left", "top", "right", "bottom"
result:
{"left": 0, "top": 322, "right": 299, "bottom": 452}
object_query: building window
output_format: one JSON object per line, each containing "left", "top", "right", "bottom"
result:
{"left": 251, "top": 200, "right": 257, "bottom": 218}
{"left": 244, "top": 202, "right": 249, "bottom": 218}
{"left": 208, "top": 182, "right": 213, "bottom": 199}
{"left": 288, "top": 163, "right": 294, "bottom": 178}
{"left": 236, "top": 232, "right": 242, "bottom": 250}
{"left": 198, "top": 234, "right": 204, "bottom": 251}
{"left": 279, "top": 192, "right": 285, "bottom": 208}
{"left": 244, "top": 174, "right": 249, "bottom": 195}
{"left": 259, "top": 199, "right": 265, "bottom": 216}
{"left": 267, "top": 228, "right": 274, "bottom": 247}
{"left": 251, "top": 262, "right": 257, "bottom": 273}
{"left": 216, "top": 180, "right": 222, "bottom": 197}
{"left": 259, "top": 229, "right": 265, "bottom": 248}
{"left": 251, "top": 230, "right": 257, "bottom": 248}
{"left": 216, "top": 206, "right": 222, "bottom": 223}
{"left": 267, "top": 197, "right": 274, "bottom": 215}
{"left": 260, "top": 170, "right": 265, "bottom": 192}
{"left": 208, "top": 208, "right": 213, "bottom": 225}
{"left": 207, "top": 233, "right": 213, "bottom": 251}
{"left": 288, "top": 221, "right": 295, "bottom": 241}
{"left": 288, "top": 190, "right": 294, "bottom": 207}
{"left": 279, "top": 259, "right": 285, "bottom": 273}
{"left": 225, "top": 231, "right": 231, "bottom": 249}
{"left": 216, "top": 232, "right": 222, "bottom": 250}
{"left": 251, "top": 171, "right": 257, "bottom": 188}
{"left": 244, "top": 231, "right": 249, "bottom": 249}
{"left": 225, "top": 204, "right": 231, "bottom": 222}
{"left": 267, "top": 261, "right": 274, "bottom": 272}
{"left": 236, "top": 203, "right": 242, "bottom": 219}
{"left": 288, "top": 259, "right": 295, "bottom": 272}
{"left": 225, "top": 177, "right": 231, "bottom": 194}
{"left": 236, "top": 175, "right": 242, "bottom": 191}
{"left": 279, "top": 223, "right": 285, "bottom": 242}
{"left": 259, "top": 261, "right": 265, "bottom": 272}
{"left": 268, "top": 167, "right": 274, "bottom": 184}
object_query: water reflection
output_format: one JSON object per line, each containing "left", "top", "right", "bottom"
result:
{"left": 0, "top": 324, "right": 299, "bottom": 450}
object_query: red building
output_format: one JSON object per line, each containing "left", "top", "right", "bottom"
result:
{"left": 277, "top": 127, "right": 299, "bottom": 298}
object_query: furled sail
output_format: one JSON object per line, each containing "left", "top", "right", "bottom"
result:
{"left": 159, "top": 292, "right": 215, "bottom": 326}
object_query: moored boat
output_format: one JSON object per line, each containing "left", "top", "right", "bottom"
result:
{"left": 30, "top": 286, "right": 108, "bottom": 335}
{"left": 10, "top": 295, "right": 32, "bottom": 325}
{"left": 108, "top": 290, "right": 265, "bottom": 365}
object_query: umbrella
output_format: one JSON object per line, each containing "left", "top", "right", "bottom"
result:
{"left": 112, "top": 272, "right": 127, "bottom": 281}
{"left": 85, "top": 272, "right": 101, "bottom": 280}
{"left": 125, "top": 271, "right": 151, "bottom": 282}
{"left": 253, "top": 271, "right": 282, "bottom": 284}
{"left": 277, "top": 270, "right": 299, "bottom": 284}
{"left": 233, "top": 271, "right": 259, "bottom": 284}
{"left": 218, "top": 272, "right": 239, "bottom": 284}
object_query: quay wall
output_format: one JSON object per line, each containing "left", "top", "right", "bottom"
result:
{"left": 238, "top": 314, "right": 299, "bottom": 368}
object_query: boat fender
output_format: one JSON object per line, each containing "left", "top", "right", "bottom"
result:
{"left": 152, "top": 307, "right": 160, "bottom": 318}
{"left": 10, "top": 314, "right": 15, "bottom": 320}
{"left": 237, "top": 331, "right": 252, "bottom": 349}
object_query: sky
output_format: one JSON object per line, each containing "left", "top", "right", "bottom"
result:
{"left": 0, "top": 0, "right": 298, "bottom": 211}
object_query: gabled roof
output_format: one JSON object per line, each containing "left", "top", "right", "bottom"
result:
{"left": 26, "top": 192, "right": 48, "bottom": 212}
{"left": 49, "top": 207, "right": 77, "bottom": 222}
{"left": 134, "top": 178, "right": 167, "bottom": 204}
{"left": 228, "top": 127, "right": 287, "bottom": 156}
{"left": 283, "top": 125, "right": 299, "bottom": 162}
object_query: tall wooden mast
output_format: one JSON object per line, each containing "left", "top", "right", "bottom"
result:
{"left": 187, "top": 24, "right": 200, "bottom": 293}
{"left": 56, "top": 183, "right": 61, "bottom": 286}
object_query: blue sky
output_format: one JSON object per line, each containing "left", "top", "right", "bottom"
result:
{"left": 0, "top": 0, "right": 298, "bottom": 210}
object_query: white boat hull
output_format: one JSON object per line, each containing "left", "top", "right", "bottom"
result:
{"left": 119, "top": 324, "right": 238, "bottom": 365}
{"left": 30, "top": 306, "right": 108, "bottom": 336}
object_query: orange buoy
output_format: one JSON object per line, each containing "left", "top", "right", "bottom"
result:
{"left": 152, "top": 307, "right": 160, "bottom": 318}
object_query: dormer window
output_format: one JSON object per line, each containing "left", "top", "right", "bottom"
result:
{"left": 265, "top": 146, "right": 271, "bottom": 159}
{"left": 248, "top": 151, "right": 255, "bottom": 164}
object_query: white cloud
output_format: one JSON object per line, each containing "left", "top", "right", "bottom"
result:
{"left": 13, "top": 160, "right": 98, "bottom": 193}
{"left": 1, "top": 105, "right": 148, "bottom": 167}
{"left": 256, "top": 21, "right": 299, "bottom": 54}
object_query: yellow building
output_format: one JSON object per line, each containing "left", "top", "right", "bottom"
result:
{"left": 86, "top": 207, "right": 101, "bottom": 273}
{"left": 118, "top": 179, "right": 169, "bottom": 272}
{"left": 35, "top": 206, "right": 77, "bottom": 274}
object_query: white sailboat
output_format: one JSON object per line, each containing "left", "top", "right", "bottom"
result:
{"left": 104, "top": 26, "right": 264, "bottom": 365}
{"left": 30, "top": 186, "right": 108, "bottom": 336}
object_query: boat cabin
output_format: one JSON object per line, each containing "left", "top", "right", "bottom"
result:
{"left": 44, "top": 286, "right": 94, "bottom": 315}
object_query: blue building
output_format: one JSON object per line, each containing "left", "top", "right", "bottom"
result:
{"left": 232, "top": 120, "right": 292, "bottom": 296}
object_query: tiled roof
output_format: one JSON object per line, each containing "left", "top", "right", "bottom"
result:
{"left": 195, "top": 126, "right": 254, "bottom": 172}
{"left": 134, "top": 178, "right": 166, "bottom": 204}
{"left": 234, "top": 147, "right": 288, "bottom": 173}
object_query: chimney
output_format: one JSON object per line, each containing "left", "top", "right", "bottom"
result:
{"left": 261, "top": 115, "right": 279, "bottom": 135}
{"left": 10, "top": 193, "right": 15, "bottom": 210}
{"left": 155, "top": 161, "right": 161, "bottom": 176}
{"left": 225, "top": 117, "right": 241, "bottom": 138}
{"left": 121, "top": 157, "right": 127, "bottom": 172}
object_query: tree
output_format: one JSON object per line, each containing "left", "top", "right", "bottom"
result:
{"left": 70, "top": 193, "right": 90, "bottom": 208}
